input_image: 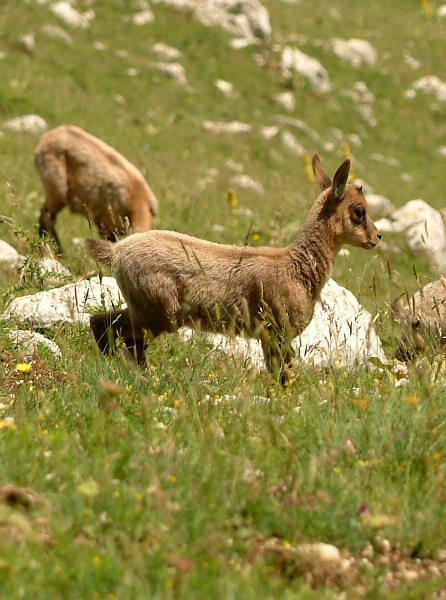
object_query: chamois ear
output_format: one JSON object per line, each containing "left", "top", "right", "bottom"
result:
{"left": 312, "top": 152, "right": 332, "bottom": 191}
{"left": 323, "top": 159, "right": 350, "bottom": 215}
{"left": 332, "top": 159, "right": 350, "bottom": 202}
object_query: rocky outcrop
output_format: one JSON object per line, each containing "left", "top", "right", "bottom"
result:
{"left": 181, "top": 278, "right": 385, "bottom": 370}
{"left": 375, "top": 200, "right": 446, "bottom": 274}
{"left": 153, "top": 0, "right": 271, "bottom": 46}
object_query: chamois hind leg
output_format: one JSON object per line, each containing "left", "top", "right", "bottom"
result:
{"left": 90, "top": 308, "right": 147, "bottom": 366}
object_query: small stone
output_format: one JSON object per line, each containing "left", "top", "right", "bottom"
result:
{"left": 150, "top": 62, "right": 188, "bottom": 86}
{"left": 131, "top": 9, "right": 155, "bottom": 25}
{"left": 275, "top": 90, "right": 296, "bottom": 112}
{"left": 360, "top": 542, "right": 374, "bottom": 560}
{"left": 427, "top": 564, "right": 441, "bottom": 577}
{"left": 215, "top": 79, "right": 237, "bottom": 98}
{"left": 16, "top": 33, "right": 35, "bottom": 53}
{"left": 260, "top": 126, "right": 279, "bottom": 140}
{"left": 402, "top": 569, "right": 419, "bottom": 582}
{"left": 376, "top": 537, "right": 392, "bottom": 555}
{"left": 396, "top": 559, "right": 408, "bottom": 572}
{"left": 281, "top": 130, "right": 305, "bottom": 157}
{"left": 383, "top": 572, "right": 394, "bottom": 586}
{"left": 295, "top": 542, "right": 341, "bottom": 565}
{"left": 202, "top": 120, "right": 252, "bottom": 134}
{"left": 41, "top": 24, "right": 73, "bottom": 44}
{"left": 150, "top": 42, "right": 181, "bottom": 60}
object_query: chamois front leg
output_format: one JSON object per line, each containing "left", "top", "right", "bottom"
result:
{"left": 90, "top": 308, "right": 147, "bottom": 365}
{"left": 39, "top": 207, "right": 63, "bottom": 254}
{"left": 257, "top": 300, "right": 297, "bottom": 384}
{"left": 258, "top": 323, "right": 295, "bottom": 385}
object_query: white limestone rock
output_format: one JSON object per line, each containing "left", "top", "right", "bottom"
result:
{"left": 330, "top": 38, "right": 378, "bottom": 67}
{"left": 0, "top": 240, "right": 25, "bottom": 269}
{"left": 49, "top": 1, "right": 95, "bottom": 28}
{"left": 274, "top": 90, "right": 296, "bottom": 112}
{"left": 150, "top": 42, "right": 181, "bottom": 60}
{"left": 296, "top": 279, "right": 385, "bottom": 369}
{"left": 230, "top": 174, "right": 265, "bottom": 195}
{"left": 8, "top": 329, "right": 62, "bottom": 360}
{"left": 180, "top": 279, "right": 385, "bottom": 370}
{"left": 152, "top": 0, "right": 271, "bottom": 45}
{"left": 130, "top": 8, "right": 155, "bottom": 25}
{"left": 16, "top": 33, "right": 36, "bottom": 53}
{"left": 375, "top": 199, "right": 446, "bottom": 273}
{"left": 202, "top": 120, "right": 252, "bottom": 134}
{"left": 281, "top": 130, "right": 306, "bottom": 157}
{"left": 1, "top": 276, "right": 124, "bottom": 328}
{"left": 215, "top": 79, "right": 238, "bottom": 98}
{"left": 260, "top": 126, "right": 279, "bottom": 140}
{"left": 281, "top": 46, "right": 331, "bottom": 94}
{"left": 40, "top": 23, "right": 73, "bottom": 44}
{"left": 275, "top": 115, "right": 320, "bottom": 141}
{"left": 342, "top": 81, "right": 375, "bottom": 103}
{"left": 225, "top": 158, "right": 244, "bottom": 172}
{"left": 32, "top": 257, "right": 72, "bottom": 287}
{"left": 150, "top": 61, "right": 188, "bottom": 85}
{"left": 295, "top": 543, "right": 341, "bottom": 567}
{"left": 364, "top": 193, "right": 395, "bottom": 220}
{"left": 411, "top": 75, "right": 446, "bottom": 102}
{"left": 3, "top": 115, "right": 48, "bottom": 134}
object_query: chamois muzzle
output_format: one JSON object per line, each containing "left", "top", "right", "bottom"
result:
{"left": 363, "top": 223, "right": 381, "bottom": 250}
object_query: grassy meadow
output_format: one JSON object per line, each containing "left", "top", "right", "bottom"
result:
{"left": 1, "top": 0, "right": 446, "bottom": 597}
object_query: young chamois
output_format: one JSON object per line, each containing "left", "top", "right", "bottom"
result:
{"left": 35, "top": 125, "right": 159, "bottom": 253}
{"left": 86, "top": 153, "right": 381, "bottom": 383}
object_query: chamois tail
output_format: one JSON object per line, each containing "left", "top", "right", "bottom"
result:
{"left": 85, "top": 239, "right": 114, "bottom": 266}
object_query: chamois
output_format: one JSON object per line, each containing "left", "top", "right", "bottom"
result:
{"left": 393, "top": 277, "right": 446, "bottom": 361}
{"left": 35, "top": 125, "right": 159, "bottom": 253}
{"left": 86, "top": 153, "right": 381, "bottom": 382}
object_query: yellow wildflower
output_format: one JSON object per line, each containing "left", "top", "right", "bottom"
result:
{"left": 0, "top": 420, "right": 16, "bottom": 431}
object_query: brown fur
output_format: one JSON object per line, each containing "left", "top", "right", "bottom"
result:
{"left": 393, "top": 277, "right": 446, "bottom": 360}
{"left": 86, "top": 153, "right": 381, "bottom": 383}
{"left": 35, "top": 125, "right": 159, "bottom": 253}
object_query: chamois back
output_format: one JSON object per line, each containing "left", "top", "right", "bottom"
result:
{"left": 35, "top": 125, "right": 159, "bottom": 253}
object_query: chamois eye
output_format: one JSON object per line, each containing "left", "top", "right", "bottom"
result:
{"left": 353, "top": 206, "right": 366, "bottom": 221}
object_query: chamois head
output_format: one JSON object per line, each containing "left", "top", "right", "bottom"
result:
{"left": 312, "top": 152, "right": 381, "bottom": 250}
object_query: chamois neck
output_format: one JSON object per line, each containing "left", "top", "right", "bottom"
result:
{"left": 288, "top": 202, "right": 340, "bottom": 300}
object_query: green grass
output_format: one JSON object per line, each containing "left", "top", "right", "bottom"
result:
{"left": 1, "top": 0, "right": 446, "bottom": 597}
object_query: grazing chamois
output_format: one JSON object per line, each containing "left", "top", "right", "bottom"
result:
{"left": 393, "top": 277, "right": 446, "bottom": 361}
{"left": 86, "top": 153, "right": 381, "bottom": 382}
{"left": 35, "top": 125, "right": 159, "bottom": 253}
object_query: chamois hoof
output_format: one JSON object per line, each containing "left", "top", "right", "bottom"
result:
{"left": 90, "top": 313, "right": 115, "bottom": 355}
{"left": 123, "top": 337, "right": 148, "bottom": 367}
